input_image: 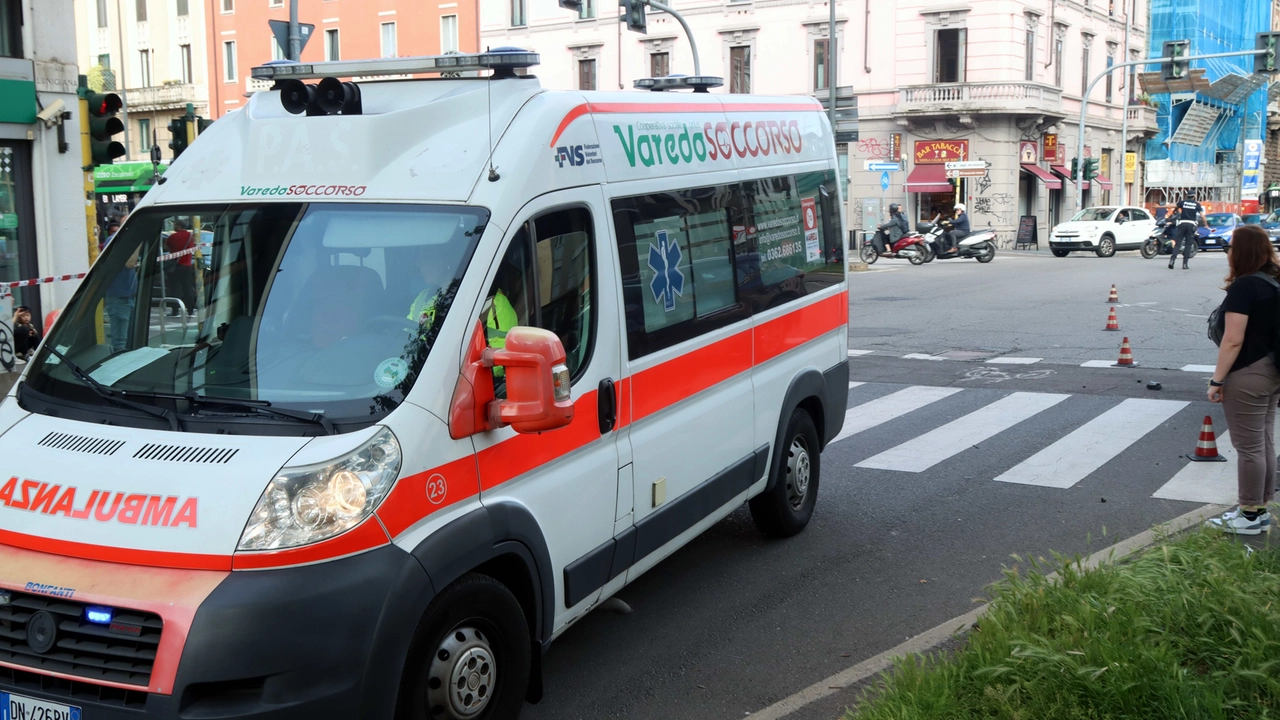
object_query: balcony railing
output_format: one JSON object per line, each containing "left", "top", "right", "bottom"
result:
{"left": 124, "top": 83, "right": 202, "bottom": 111}
{"left": 899, "top": 82, "right": 1064, "bottom": 114}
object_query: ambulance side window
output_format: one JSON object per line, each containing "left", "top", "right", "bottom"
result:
{"left": 485, "top": 207, "right": 596, "bottom": 390}
{"left": 612, "top": 186, "right": 748, "bottom": 360}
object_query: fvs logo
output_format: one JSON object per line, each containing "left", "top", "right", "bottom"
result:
{"left": 555, "top": 145, "right": 586, "bottom": 168}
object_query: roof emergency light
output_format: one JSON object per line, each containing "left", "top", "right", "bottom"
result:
{"left": 634, "top": 75, "right": 724, "bottom": 93}
{"left": 251, "top": 48, "right": 539, "bottom": 82}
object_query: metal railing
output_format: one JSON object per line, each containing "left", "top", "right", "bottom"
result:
{"left": 124, "top": 83, "right": 202, "bottom": 110}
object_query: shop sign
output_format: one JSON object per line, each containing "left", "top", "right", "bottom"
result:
{"left": 1019, "top": 141, "right": 1038, "bottom": 164}
{"left": 1042, "top": 134, "right": 1059, "bottom": 163}
{"left": 889, "top": 133, "right": 902, "bottom": 163}
{"left": 1124, "top": 152, "right": 1137, "bottom": 184}
{"left": 0, "top": 214, "right": 16, "bottom": 230}
{"left": 913, "top": 140, "right": 968, "bottom": 165}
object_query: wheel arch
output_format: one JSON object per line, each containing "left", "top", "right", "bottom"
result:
{"left": 765, "top": 361, "right": 847, "bottom": 492}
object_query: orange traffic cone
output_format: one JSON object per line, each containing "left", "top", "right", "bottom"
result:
{"left": 1188, "top": 415, "right": 1228, "bottom": 463}
{"left": 1107, "top": 284, "right": 1119, "bottom": 303}
{"left": 1113, "top": 337, "right": 1136, "bottom": 367}
{"left": 1104, "top": 307, "right": 1120, "bottom": 331}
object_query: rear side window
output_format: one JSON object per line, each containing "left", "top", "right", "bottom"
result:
{"left": 613, "top": 187, "right": 749, "bottom": 359}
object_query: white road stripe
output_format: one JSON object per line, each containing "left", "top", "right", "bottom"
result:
{"left": 1153, "top": 424, "right": 1280, "bottom": 505}
{"left": 847, "top": 350, "right": 874, "bottom": 357}
{"left": 1080, "top": 360, "right": 1117, "bottom": 368}
{"left": 829, "top": 386, "right": 963, "bottom": 445}
{"left": 994, "top": 398, "right": 1189, "bottom": 488}
{"left": 987, "top": 357, "right": 1042, "bottom": 365}
{"left": 848, "top": 382, "right": 865, "bottom": 390}
{"left": 856, "top": 392, "right": 1071, "bottom": 472}
{"left": 903, "top": 353, "right": 946, "bottom": 361}
{"left": 1181, "top": 364, "right": 1216, "bottom": 373}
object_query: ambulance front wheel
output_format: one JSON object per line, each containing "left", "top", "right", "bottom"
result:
{"left": 399, "top": 573, "right": 531, "bottom": 720}
{"left": 749, "top": 408, "right": 820, "bottom": 538}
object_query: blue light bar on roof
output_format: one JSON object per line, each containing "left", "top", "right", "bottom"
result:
{"left": 251, "top": 50, "right": 540, "bottom": 82}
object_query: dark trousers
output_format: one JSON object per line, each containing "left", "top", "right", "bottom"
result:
{"left": 1172, "top": 223, "right": 1197, "bottom": 263}
{"left": 13, "top": 324, "right": 40, "bottom": 356}
{"left": 166, "top": 264, "right": 196, "bottom": 313}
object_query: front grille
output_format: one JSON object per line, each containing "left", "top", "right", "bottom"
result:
{"left": 0, "top": 590, "right": 163, "bottom": 687}
{"left": 0, "top": 664, "right": 149, "bottom": 709}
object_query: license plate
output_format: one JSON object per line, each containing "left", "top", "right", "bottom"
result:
{"left": 1, "top": 691, "right": 81, "bottom": 720}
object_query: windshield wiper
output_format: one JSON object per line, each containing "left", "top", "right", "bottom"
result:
{"left": 42, "top": 346, "right": 181, "bottom": 432}
{"left": 184, "top": 393, "right": 337, "bottom": 435}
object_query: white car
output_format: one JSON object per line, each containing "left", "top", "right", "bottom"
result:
{"left": 1049, "top": 206, "right": 1157, "bottom": 258}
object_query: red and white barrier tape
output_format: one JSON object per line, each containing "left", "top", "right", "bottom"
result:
{"left": 0, "top": 273, "right": 86, "bottom": 291}
{"left": 155, "top": 246, "right": 198, "bottom": 262}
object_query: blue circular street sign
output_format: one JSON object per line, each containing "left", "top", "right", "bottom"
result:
{"left": 880, "top": 171, "right": 891, "bottom": 191}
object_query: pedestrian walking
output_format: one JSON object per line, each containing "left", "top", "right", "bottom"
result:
{"left": 164, "top": 219, "right": 197, "bottom": 315}
{"left": 102, "top": 221, "right": 138, "bottom": 352}
{"left": 1206, "top": 225, "right": 1280, "bottom": 534}
{"left": 1170, "top": 195, "right": 1203, "bottom": 270}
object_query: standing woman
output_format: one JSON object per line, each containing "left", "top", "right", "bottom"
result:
{"left": 1207, "top": 225, "right": 1280, "bottom": 534}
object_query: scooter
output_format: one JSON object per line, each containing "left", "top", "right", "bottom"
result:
{"left": 1141, "top": 218, "right": 1187, "bottom": 259}
{"left": 918, "top": 218, "right": 997, "bottom": 263}
{"left": 859, "top": 228, "right": 931, "bottom": 265}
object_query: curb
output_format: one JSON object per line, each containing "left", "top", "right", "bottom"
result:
{"left": 744, "top": 503, "right": 1228, "bottom": 720}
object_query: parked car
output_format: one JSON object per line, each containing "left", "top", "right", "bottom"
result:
{"left": 1049, "top": 206, "right": 1158, "bottom": 257}
{"left": 1198, "top": 213, "right": 1242, "bottom": 251}
{"left": 1245, "top": 211, "right": 1280, "bottom": 247}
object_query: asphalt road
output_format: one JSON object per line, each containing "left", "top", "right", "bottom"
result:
{"left": 522, "top": 247, "right": 1232, "bottom": 720}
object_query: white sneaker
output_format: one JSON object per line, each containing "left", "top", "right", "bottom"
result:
{"left": 1206, "top": 508, "right": 1269, "bottom": 536}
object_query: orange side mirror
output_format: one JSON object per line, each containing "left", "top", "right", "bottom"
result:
{"left": 485, "top": 327, "right": 574, "bottom": 434}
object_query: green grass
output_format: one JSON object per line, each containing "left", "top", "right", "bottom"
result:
{"left": 846, "top": 531, "right": 1280, "bottom": 719}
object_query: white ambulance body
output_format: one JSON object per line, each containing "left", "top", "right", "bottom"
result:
{"left": 0, "top": 52, "right": 848, "bottom": 719}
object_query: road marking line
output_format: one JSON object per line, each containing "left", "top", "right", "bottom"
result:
{"left": 902, "top": 353, "right": 946, "bottom": 361}
{"left": 1153, "top": 425, "right": 1279, "bottom": 504}
{"left": 1080, "top": 360, "right": 1116, "bottom": 368}
{"left": 743, "top": 504, "right": 1226, "bottom": 720}
{"left": 1180, "top": 364, "right": 1216, "bottom": 373}
{"left": 848, "top": 382, "right": 866, "bottom": 390}
{"left": 829, "top": 386, "right": 963, "bottom": 445}
{"left": 856, "top": 392, "right": 1070, "bottom": 473}
{"left": 847, "top": 350, "right": 874, "bottom": 357}
{"left": 994, "top": 398, "right": 1189, "bottom": 488}
{"left": 986, "top": 357, "right": 1042, "bottom": 365}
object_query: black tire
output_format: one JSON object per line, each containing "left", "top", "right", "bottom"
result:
{"left": 749, "top": 409, "right": 820, "bottom": 538}
{"left": 397, "top": 574, "right": 531, "bottom": 720}
{"left": 907, "top": 245, "right": 927, "bottom": 265}
{"left": 922, "top": 244, "right": 935, "bottom": 263}
{"left": 975, "top": 243, "right": 995, "bottom": 263}
{"left": 859, "top": 243, "right": 878, "bottom": 264}
{"left": 1096, "top": 235, "right": 1116, "bottom": 258}
{"left": 1141, "top": 239, "right": 1158, "bottom": 259}
{"left": 1051, "top": 248, "right": 1070, "bottom": 257}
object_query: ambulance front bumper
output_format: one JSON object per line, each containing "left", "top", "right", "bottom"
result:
{"left": 0, "top": 544, "right": 433, "bottom": 719}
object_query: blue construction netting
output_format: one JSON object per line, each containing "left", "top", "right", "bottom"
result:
{"left": 1144, "top": 0, "right": 1271, "bottom": 164}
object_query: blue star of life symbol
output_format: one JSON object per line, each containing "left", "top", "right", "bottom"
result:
{"left": 647, "top": 230, "right": 684, "bottom": 312}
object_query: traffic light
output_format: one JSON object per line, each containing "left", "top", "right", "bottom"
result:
{"left": 1257, "top": 32, "right": 1280, "bottom": 74}
{"left": 1162, "top": 40, "right": 1190, "bottom": 80}
{"left": 167, "top": 117, "right": 189, "bottom": 159}
{"left": 620, "top": 0, "right": 647, "bottom": 34}
{"left": 1084, "top": 158, "right": 1100, "bottom": 181}
{"left": 1070, "top": 157, "right": 1079, "bottom": 180}
{"left": 85, "top": 91, "right": 124, "bottom": 166}
{"left": 196, "top": 117, "right": 213, "bottom": 134}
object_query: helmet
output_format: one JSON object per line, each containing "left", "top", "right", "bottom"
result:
{"left": 954, "top": 204, "right": 966, "bottom": 213}
{"left": 889, "top": 203, "right": 901, "bottom": 213}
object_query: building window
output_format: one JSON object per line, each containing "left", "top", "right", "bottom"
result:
{"left": 269, "top": 0, "right": 283, "bottom": 6}
{"left": 136, "top": 0, "right": 147, "bottom": 22}
{"left": 221, "top": 0, "right": 232, "bottom": 13}
{"left": 511, "top": 0, "right": 525, "bottom": 27}
{"left": 325, "top": 29, "right": 340, "bottom": 61}
{"left": 1025, "top": 28, "right": 1035, "bottom": 81}
{"left": 1054, "top": 33, "right": 1064, "bottom": 87}
{"left": 271, "top": 35, "right": 285, "bottom": 61}
{"left": 98, "top": 53, "right": 111, "bottom": 69}
{"left": 578, "top": 0, "right": 594, "bottom": 19}
{"left": 814, "top": 38, "right": 831, "bottom": 92}
{"left": 138, "top": 49, "right": 152, "bottom": 87}
{"left": 180, "top": 44, "right": 192, "bottom": 83}
{"left": 934, "top": 28, "right": 965, "bottom": 83}
{"left": 1105, "top": 54, "right": 1114, "bottom": 103}
{"left": 176, "top": 0, "right": 187, "bottom": 15}
{"left": 650, "top": 51, "right": 669, "bottom": 78}
{"left": 97, "top": 0, "right": 108, "bottom": 27}
{"left": 730, "top": 45, "right": 751, "bottom": 93}
{"left": 441, "top": 15, "right": 458, "bottom": 53}
{"left": 380, "top": 22, "right": 397, "bottom": 58}
{"left": 138, "top": 118, "right": 151, "bottom": 152}
{"left": 578, "top": 59, "right": 596, "bottom": 90}
{"left": 1081, "top": 43, "right": 1090, "bottom": 98}
{"left": 223, "top": 41, "right": 236, "bottom": 82}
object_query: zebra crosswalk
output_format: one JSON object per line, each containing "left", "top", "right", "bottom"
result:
{"left": 833, "top": 382, "right": 1238, "bottom": 505}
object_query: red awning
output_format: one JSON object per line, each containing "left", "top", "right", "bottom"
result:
{"left": 906, "top": 165, "right": 953, "bottom": 193}
{"left": 1021, "top": 164, "right": 1062, "bottom": 190}
{"left": 1050, "top": 165, "right": 1088, "bottom": 191}
{"left": 1094, "top": 175, "right": 1113, "bottom": 190}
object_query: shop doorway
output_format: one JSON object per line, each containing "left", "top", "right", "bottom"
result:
{"left": 1049, "top": 189, "right": 1062, "bottom": 228}
{"left": 1019, "top": 172, "right": 1036, "bottom": 218}
{"left": 0, "top": 142, "right": 41, "bottom": 319}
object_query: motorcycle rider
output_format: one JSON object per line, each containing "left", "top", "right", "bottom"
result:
{"left": 1170, "top": 194, "right": 1203, "bottom": 270}
{"left": 872, "top": 203, "right": 910, "bottom": 255}
{"left": 945, "top": 204, "right": 971, "bottom": 254}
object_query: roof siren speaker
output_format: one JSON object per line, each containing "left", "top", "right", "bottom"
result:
{"left": 316, "top": 77, "right": 363, "bottom": 115}
{"left": 279, "top": 79, "right": 315, "bottom": 115}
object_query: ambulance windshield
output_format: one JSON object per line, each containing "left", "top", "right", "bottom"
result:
{"left": 21, "top": 203, "right": 488, "bottom": 434}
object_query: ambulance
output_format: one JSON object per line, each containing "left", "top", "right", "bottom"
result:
{"left": 0, "top": 50, "right": 848, "bottom": 719}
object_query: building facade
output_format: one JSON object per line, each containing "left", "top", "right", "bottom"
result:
{"left": 206, "top": 0, "right": 480, "bottom": 119}
{"left": 1, "top": 0, "right": 88, "bottom": 320}
{"left": 73, "top": 0, "right": 210, "bottom": 163}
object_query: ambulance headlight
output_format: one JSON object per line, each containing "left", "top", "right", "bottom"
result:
{"left": 238, "top": 427, "right": 401, "bottom": 551}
